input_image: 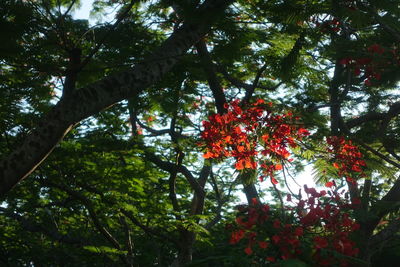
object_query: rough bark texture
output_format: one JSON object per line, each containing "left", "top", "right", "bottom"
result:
{"left": 0, "top": 0, "right": 233, "bottom": 197}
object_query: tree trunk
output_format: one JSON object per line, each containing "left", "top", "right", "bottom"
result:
{"left": 173, "top": 230, "right": 196, "bottom": 266}
{"left": 356, "top": 230, "right": 372, "bottom": 267}
{"left": 243, "top": 183, "right": 259, "bottom": 204}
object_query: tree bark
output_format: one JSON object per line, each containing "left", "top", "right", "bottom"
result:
{"left": 243, "top": 183, "right": 259, "bottom": 204}
{"left": 0, "top": 0, "right": 233, "bottom": 197}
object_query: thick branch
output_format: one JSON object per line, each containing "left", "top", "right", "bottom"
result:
{"left": 216, "top": 64, "right": 280, "bottom": 95}
{"left": 242, "top": 63, "right": 268, "bottom": 103}
{"left": 243, "top": 183, "right": 259, "bottom": 204}
{"left": 143, "top": 148, "right": 205, "bottom": 198}
{"left": 189, "top": 163, "right": 211, "bottom": 216}
{"left": 380, "top": 176, "right": 400, "bottom": 203}
{"left": 370, "top": 219, "right": 400, "bottom": 247}
{"left": 358, "top": 3, "right": 400, "bottom": 42}
{"left": 345, "top": 101, "right": 400, "bottom": 129}
{"left": 358, "top": 141, "right": 400, "bottom": 169}
{"left": 0, "top": 0, "right": 233, "bottom": 197}
{"left": 361, "top": 176, "right": 400, "bottom": 239}
{"left": 195, "top": 40, "right": 227, "bottom": 114}
{"left": 169, "top": 151, "right": 185, "bottom": 214}
{"left": 62, "top": 47, "right": 82, "bottom": 97}
{"left": 346, "top": 112, "right": 386, "bottom": 129}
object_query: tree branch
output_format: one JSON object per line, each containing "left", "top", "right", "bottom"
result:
{"left": 242, "top": 63, "right": 268, "bottom": 103}
{"left": 0, "top": 207, "right": 84, "bottom": 245}
{"left": 119, "top": 214, "right": 134, "bottom": 266}
{"left": 40, "top": 182, "right": 125, "bottom": 254}
{"left": 345, "top": 101, "right": 400, "bottom": 129}
{"left": 370, "top": 218, "right": 400, "bottom": 248}
{"left": 195, "top": 39, "right": 227, "bottom": 114}
{"left": 120, "top": 209, "right": 178, "bottom": 246}
{"left": 189, "top": 163, "right": 211, "bottom": 216}
{"left": 0, "top": 0, "right": 233, "bottom": 197}
{"left": 358, "top": 2, "right": 400, "bottom": 42}
{"left": 216, "top": 64, "right": 280, "bottom": 98}
{"left": 142, "top": 147, "right": 205, "bottom": 198}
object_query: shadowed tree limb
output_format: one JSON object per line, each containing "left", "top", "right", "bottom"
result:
{"left": 120, "top": 209, "right": 179, "bottom": 246}
{"left": 119, "top": 215, "right": 134, "bottom": 265}
{"left": 242, "top": 63, "right": 268, "bottom": 103}
{"left": 345, "top": 101, "right": 400, "bottom": 129}
{"left": 195, "top": 40, "right": 227, "bottom": 114}
{"left": 41, "top": 181, "right": 133, "bottom": 266}
{"left": 142, "top": 147, "right": 205, "bottom": 198}
{"left": 0, "top": 0, "right": 234, "bottom": 197}
{"left": 370, "top": 218, "right": 400, "bottom": 248}
{"left": 216, "top": 64, "right": 281, "bottom": 99}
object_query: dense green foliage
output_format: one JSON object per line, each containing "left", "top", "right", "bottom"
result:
{"left": 1, "top": 0, "right": 399, "bottom": 266}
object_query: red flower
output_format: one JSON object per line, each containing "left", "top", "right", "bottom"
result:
{"left": 230, "top": 229, "right": 245, "bottom": 244}
{"left": 258, "top": 241, "right": 268, "bottom": 249}
{"left": 244, "top": 247, "right": 253, "bottom": 255}
{"left": 333, "top": 162, "right": 340, "bottom": 169}
{"left": 235, "top": 160, "right": 244, "bottom": 170}
{"left": 274, "top": 164, "right": 283, "bottom": 170}
{"left": 266, "top": 256, "right": 275, "bottom": 262}
{"left": 339, "top": 58, "right": 350, "bottom": 65}
{"left": 314, "top": 236, "right": 328, "bottom": 249}
{"left": 325, "top": 181, "right": 334, "bottom": 188}
{"left": 272, "top": 235, "right": 280, "bottom": 244}
{"left": 294, "top": 227, "right": 304, "bottom": 236}
{"left": 368, "top": 44, "right": 385, "bottom": 54}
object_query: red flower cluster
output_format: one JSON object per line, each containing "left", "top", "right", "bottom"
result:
{"left": 300, "top": 186, "right": 360, "bottom": 266}
{"left": 326, "top": 136, "right": 366, "bottom": 184}
{"left": 201, "top": 100, "right": 309, "bottom": 182}
{"left": 229, "top": 187, "right": 360, "bottom": 266}
{"left": 339, "top": 43, "right": 400, "bottom": 86}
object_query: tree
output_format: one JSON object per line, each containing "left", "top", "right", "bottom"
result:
{"left": 1, "top": 0, "right": 400, "bottom": 266}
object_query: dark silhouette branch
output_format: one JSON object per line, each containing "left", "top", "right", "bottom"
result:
{"left": 120, "top": 209, "right": 179, "bottom": 246}
{"left": 216, "top": 64, "right": 281, "bottom": 99}
{"left": 40, "top": 181, "right": 129, "bottom": 265}
{"left": 189, "top": 163, "right": 211, "bottom": 216}
{"left": 119, "top": 215, "right": 134, "bottom": 265}
{"left": 242, "top": 63, "right": 268, "bottom": 103}
{"left": 169, "top": 150, "right": 185, "bottom": 216}
{"left": 142, "top": 147, "right": 205, "bottom": 198}
{"left": 195, "top": 39, "right": 227, "bottom": 114}
{"left": 345, "top": 101, "right": 400, "bottom": 129}
{"left": 370, "top": 218, "right": 400, "bottom": 248}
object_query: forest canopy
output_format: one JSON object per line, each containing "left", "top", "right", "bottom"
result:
{"left": 1, "top": 0, "right": 400, "bottom": 266}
